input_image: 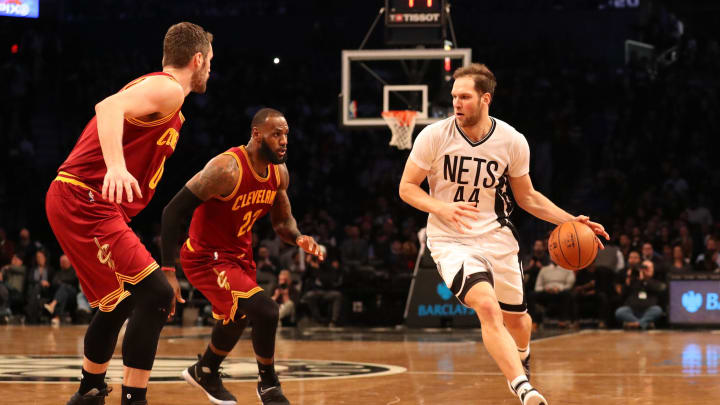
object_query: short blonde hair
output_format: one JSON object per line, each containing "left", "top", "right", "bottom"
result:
{"left": 453, "top": 63, "right": 497, "bottom": 98}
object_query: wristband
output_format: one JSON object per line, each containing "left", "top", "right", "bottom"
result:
{"left": 161, "top": 266, "right": 176, "bottom": 273}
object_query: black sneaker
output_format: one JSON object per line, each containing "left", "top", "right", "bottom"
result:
{"left": 522, "top": 353, "right": 531, "bottom": 380}
{"left": 66, "top": 386, "right": 112, "bottom": 405}
{"left": 256, "top": 381, "right": 290, "bottom": 405}
{"left": 182, "top": 355, "right": 237, "bottom": 405}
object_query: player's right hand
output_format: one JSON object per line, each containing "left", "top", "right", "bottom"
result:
{"left": 434, "top": 202, "right": 481, "bottom": 233}
{"left": 102, "top": 166, "right": 143, "bottom": 204}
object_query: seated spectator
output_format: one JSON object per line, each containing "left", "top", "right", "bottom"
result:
{"left": 695, "top": 237, "right": 719, "bottom": 272}
{"left": 271, "top": 269, "right": 300, "bottom": 326}
{"left": 302, "top": 253, "right": 343, "bottom": 327}
{"left": 0, "top": 254, "right": 26, "bottom": 315}
{"left": 669, "top": 245, "right": 693, "bottom": 273}
{"left": 522, "top": 239, "right": 550, "bottom": 293}
{"left": 256, "top": 246, "right": 280, "bottom": 275}
{"left": 641, "top": 241, "right": 668, "bottom": 279}
{"left": 340, "top": 225, "right": 369, "bottom": 269}
{"left": 528, "top": 263, "right": 575, "bottom": 326}
{"left": 572, "top": 263, "right": 610, "bottom": 327}
{"left": 25, "top": 249, "right": 54, "bottom": 323}
{"left": 615, "top": 260, "right": 665, "bottom": 330}
{"left": 44, "top": 254, "right": 79, "bottom": 326}
{"left": 15, "top": 228, "right": 43, "bottom": 266}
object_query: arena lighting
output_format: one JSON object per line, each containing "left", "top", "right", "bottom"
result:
{"left": 11, "top": 44, "right": 19, "bottom": 54}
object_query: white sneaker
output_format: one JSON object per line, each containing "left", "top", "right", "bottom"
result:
{"left": 516, "top": 384, "right": 548, "bottom": 405}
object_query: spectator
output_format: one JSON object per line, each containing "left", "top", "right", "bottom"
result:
{"left": 271, "top": 269, "right": 300, "bottom": 326}
{"left": 528, "top": 263, "right": 576, "bottom": 326}
{"left": 522, "top": 239, "right": 550, "bottom": 293}
{"left": 641, "top": 241, "right": 667, "bottom": 280}
{"left": 0, "top": 254, "right": 26, "bottom": 315}
{"left": 302, "top": 253, "right": 343, "bottom": 327}
{"left": 695, "top": 237, "right": 719, "bottom": 272}
{"left": 669, "top": 245, "right": 693, "bottom": 273}
{"left": 256, "top": 246, "right": 280, "bottom": 275}
{"left": 15, "top": 228, "right": 42, "bottom": 265}
{"left": 340, "top": 225, "right": 369, "bottom": 268}
{"left": 25, "top": 249, "right": 53, "bottom": 323}
{"left": 615, "top": 260, "right": 665, "bottom": 330}
{"left": 44, "top": 254, "right": 79, "bottom": 326}
{"left": 572, "top": 263, "right": 610, "bottom": 327}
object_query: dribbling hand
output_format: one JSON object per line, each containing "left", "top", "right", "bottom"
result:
{"left": 572, "top": 215, "right": 610, "bottom": 249}
{"left": 434, "top": 202, "right": 482, "bottom": 233}
{"left": 102, "top": 166, "right": 143, "bottom": 204}
{"left": 296, "top": 235, "right": 325, "bottom": 261}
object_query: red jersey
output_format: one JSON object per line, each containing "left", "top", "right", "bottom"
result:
{"left": 58, "top": 72, "right": 184, "bottom": 219}
{"left": 187, "top": 146, "right": 281, "bottom": 266}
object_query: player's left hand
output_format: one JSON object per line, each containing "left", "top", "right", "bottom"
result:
{"left": 573, "top": 215, "right": 610, "bottom": 249}
{"left": 163, "top": 269, "right": 186, "bottom": 319}
{"left": 296, "top": 235, "right": 325, "bottom": 261}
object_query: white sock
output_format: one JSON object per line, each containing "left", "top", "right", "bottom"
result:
{"left": 510, "top": 375, "right": 530, "bottom": 394}
{"left": 518, "top": 345, "right": 530, "bottom": 361}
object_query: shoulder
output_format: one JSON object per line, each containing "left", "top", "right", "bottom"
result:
{"left": 492, "top": 117, "right": 525, "bottom": 141}
{"left": 120, "top": 74, "right": 184, "bottom": 106}
{"left": 276, "top": 164, "right": 289, "bottom": 189}
{"left": 419, "top": 116, "right": 455, "bottom": 139}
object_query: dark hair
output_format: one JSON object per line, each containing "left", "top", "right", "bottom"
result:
{"left": 162, "top": 22, "right": 213, "bottom": 68}
{"left": 453, "top": 63, "right": 497, "bottom": 98}
{"left": 251, "top": 107, "right": 284, "bottom": 130}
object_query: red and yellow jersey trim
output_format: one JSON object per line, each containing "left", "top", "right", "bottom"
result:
{"left": 185, "top": 238, "right": 195, "bottom": 252}
{"left": 54, "top": 171, "right": 100, "bottom": 193}
{"left": 88, "top": 262, "right": 159, "bottom": 312}
{"left": 238, "top": 146, "right": 272, "bottom": 182}
{"left": 211, "top": 287, "right": 263, "bottom": 324}
{"left": 216, "top": 151, "right": 244, "bottom": 201}
{"left": 120, "top": 74, "right": 183, "bottom": 127}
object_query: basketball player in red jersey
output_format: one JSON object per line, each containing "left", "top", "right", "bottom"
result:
{"left": 160, "top": 108, "right": 322, "bottom": 405}
{"left": 45, "top": 22, "right": 213, "bottom": 405}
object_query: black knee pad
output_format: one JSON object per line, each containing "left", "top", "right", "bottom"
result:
{"left": 84, "top": 298, "right": 134, "bottom": 364}
{"left": 212, "top": 316, "right": 248, "bottom": 353}
{"left": 236, "top": 293, "right": 279, "bottom": 359}
{"left": 127, "top": 269, "right": 174, "bottom": 314}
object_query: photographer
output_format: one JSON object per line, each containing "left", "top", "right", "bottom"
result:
{"left": 614, "top": 260, "right": 665, "bottom": 330}
{"left": 271, "top": 269, "right": 300, "bottom": 326}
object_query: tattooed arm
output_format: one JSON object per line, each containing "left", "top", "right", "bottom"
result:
{"left": 159, "top": 154, "right": 239, "bottom": 316}
{"left": 270, "top": 164, "right": 324, "bottom": 260}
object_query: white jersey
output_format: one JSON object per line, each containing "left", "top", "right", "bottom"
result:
{"left": 409, "top": 115, "right": 530, "bottom": 242}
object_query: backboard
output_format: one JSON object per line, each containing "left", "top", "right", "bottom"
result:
{"left": 340, "top": 48, "right": 472, "bottom": 128}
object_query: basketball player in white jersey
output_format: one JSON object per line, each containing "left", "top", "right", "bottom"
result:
{"left": 399, "top": 63, "right": 609, "bottom": 405}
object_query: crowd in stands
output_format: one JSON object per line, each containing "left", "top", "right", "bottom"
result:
{"left": 1, "top": 1, "right": 719, "bottom": 328}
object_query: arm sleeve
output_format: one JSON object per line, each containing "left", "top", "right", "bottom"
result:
{"left": 161, "top": 186, "right": 204, "bottom": 268}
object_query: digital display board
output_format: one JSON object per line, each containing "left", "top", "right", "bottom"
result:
{"left": 669, "top": 280, "right": 720, "bottom": 325}
{"left": 0, "top": 0, "right": 39, "bottom": 19}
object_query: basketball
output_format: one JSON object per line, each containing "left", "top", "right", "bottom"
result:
{"left": 548, "top": 221, "right": 598, "bottom": 270}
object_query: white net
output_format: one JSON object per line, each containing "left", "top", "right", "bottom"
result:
{"left": 382, "top": 110, "right": 418, "bottom": 150}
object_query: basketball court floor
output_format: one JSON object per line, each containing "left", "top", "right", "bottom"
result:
{"left": 0, "top": 325, "right": 718, "bottom": 404}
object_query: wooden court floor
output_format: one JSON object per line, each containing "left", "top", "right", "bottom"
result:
{"left": 0, "top": 325, "right": 718, "bottom": 404}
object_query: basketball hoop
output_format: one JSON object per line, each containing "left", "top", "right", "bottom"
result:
{"left": 382, "top": 110, "right": 418, "bottom": 150}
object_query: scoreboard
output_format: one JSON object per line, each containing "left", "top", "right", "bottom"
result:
{"left": 385, "top": 0, "right": 445, "bottom": 27}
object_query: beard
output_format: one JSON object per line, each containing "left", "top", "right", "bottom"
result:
{"left": 190, "top": 68, "right": 208, "bottom": 94}
{"left": 260, "top": 138, "right": 287, "bottom": 164}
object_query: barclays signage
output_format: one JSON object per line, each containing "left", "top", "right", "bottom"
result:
{"left": 416, "top": 283, "right": 476, "bottom": 317}
{"left": 405, "top": 249, "right": 479, "bottom": 327}
{"left": 670, "top": 280, "right": 720, "bottom": 325}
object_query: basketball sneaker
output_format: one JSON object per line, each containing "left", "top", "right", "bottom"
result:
{"left": 516, "top": 383, "right": 548, "bottom": 405}
{"left": 66, "top": 385, "right": 112, "bottom": 405}
{"left": 256, "top": 381, "right": 290, "bottom": 405}
{"left": 182, "top": 355, "right": 237, "bottom": 405}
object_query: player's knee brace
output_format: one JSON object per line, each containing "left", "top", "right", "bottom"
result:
{"left": 127, "top": 269, "right": 174, "bottom": 316}
{"left": 212, "top": 316, "right": 248, "bottom": 353}
{"left": 236, "top": 293, "right": 279, "bottom": 359}
{"left": 84, "top": 298, "right": 134, "bottom": 364}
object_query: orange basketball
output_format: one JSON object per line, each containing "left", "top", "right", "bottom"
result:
{"left": 548, "top": 221, "right": 598, "bottom": 271}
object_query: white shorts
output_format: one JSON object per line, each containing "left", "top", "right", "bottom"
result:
{"left": 427, "top": 229, "right": 525, "bottom": 313}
